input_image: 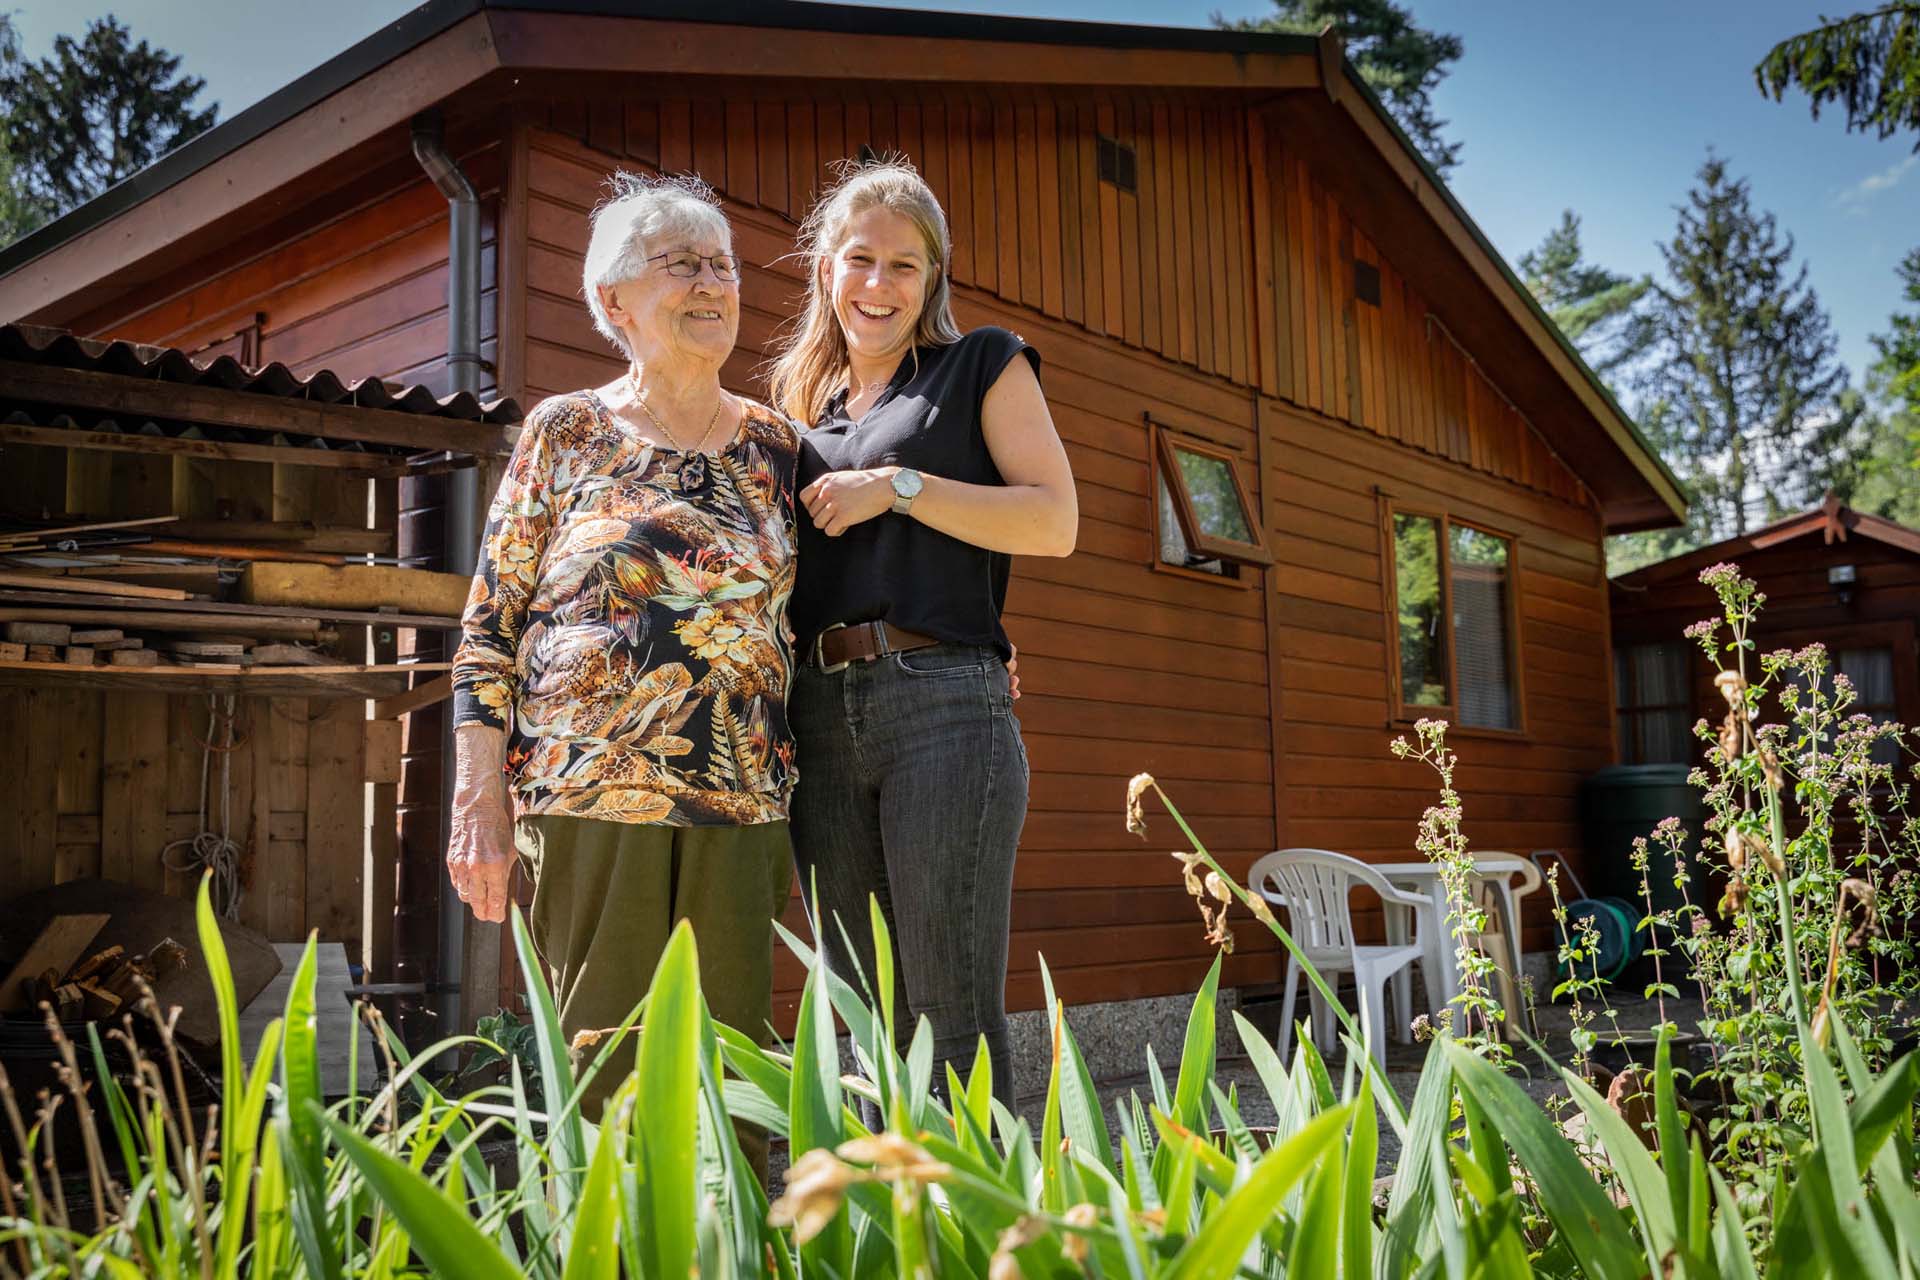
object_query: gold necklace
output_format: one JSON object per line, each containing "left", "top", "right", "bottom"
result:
{"left": 627, "top": 371, "right": 726, "bottom": 454}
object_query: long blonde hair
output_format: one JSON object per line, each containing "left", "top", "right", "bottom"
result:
{"left": 768, "top": 158, "right": 964, "bottom": 425}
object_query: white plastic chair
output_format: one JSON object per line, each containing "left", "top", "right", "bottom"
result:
{"left": 1474, "top": 853, "right": 1545, "bottom": 1024}
{"left": 1247, "top": 849, "right": 1433, "bottom": 1069}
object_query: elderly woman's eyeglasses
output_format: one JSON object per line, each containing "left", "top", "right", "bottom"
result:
{"left": 646, "top": 251, "right": 741, "bottom": 282}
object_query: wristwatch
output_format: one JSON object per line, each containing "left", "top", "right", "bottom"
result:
{"left": 890, "top": 467, "right": 924, "bottom": 515}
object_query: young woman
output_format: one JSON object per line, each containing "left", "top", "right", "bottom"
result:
{"left": 769, "top": 160, "right": 1077, "bottom": 1108}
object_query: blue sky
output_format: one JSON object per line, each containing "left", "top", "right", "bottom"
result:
{"left": 14, "top": 0, "right": 1915, "bottom": 382}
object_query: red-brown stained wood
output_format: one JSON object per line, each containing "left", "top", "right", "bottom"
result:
{"left": 757, "top": 101, "right": 789, "bottom": 220}
{"left": 1117, "top": 95, "right": 1144, "bottom": 350}
{"left": 970, "top": 96, "right": 998, "bottom": 295}
{"left": 1036, "top": 98, "right": 1064, "bottom": 319}
{"left": 661, "top": 98, "right": 692, "bottom": 174}
{"left": 1014, "top": 97, "right": 1044, "bottom": 313}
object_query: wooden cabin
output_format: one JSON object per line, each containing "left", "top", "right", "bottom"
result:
{"left": 0, "top": 0, "right": 1684, "bottom": 1035}
{"left": 1611, "top": 497, "right": 1920, "bottom": 767}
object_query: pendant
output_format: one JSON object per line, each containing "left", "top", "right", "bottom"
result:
{"left": 677, "top": 452, "right": 711, "bottom": 500}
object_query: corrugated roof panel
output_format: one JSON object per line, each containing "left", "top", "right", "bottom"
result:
{"left": 0, "top": 323, "right": 522, "bottom": 424}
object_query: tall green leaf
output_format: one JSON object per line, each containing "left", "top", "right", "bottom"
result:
{"left": 278, "top": 935, "right": 342, "bottom": 1280}
{"left": 322, "top": 1109, "right": 523, "bottom": 1280}
{"left": 789, "top": 921, "right": 852, "bottom": 1274}
{"left": 1041, "top": 957, "right": 1116, "bottom": 1172}
{"left": 1445, "top": 1042, "right": 1644, "bottom": 1280}
{"left": 511, "top": 903, "right": 586, "bottom": 1227}
{"left": 1161, "top": 1105, "right": 1352, "bottom": 1280}
{"left": 630, "top": 919, "right": 703, "bottom": 1280}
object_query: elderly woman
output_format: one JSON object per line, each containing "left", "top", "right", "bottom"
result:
{"left": 446, "top": 173, "right": 799, "bottom": 1156}
{"left": 769, "top": 160, "right": 1077, "bottom": 1111}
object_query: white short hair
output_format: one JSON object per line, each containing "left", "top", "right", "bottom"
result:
{"left": 582, "top": 171, "right": 733, "bottom": 356}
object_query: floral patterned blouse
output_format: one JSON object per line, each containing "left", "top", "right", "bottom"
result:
{"left": 452, "top": 390, "right": 800, "bottom": 826}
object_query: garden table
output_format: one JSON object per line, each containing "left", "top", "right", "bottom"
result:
{"left": 1371, "top": 856, "right": 1542, "bottom": 1023}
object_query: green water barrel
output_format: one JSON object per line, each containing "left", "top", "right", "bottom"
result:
{"left": 1579, "top": 763, "right": 1708, "bottom": 931}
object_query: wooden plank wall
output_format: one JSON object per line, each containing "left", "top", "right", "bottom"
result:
{"left": 0, "top": 145, "right": 505, "bottom": 975}
{"left": 1262, "top": 397, "right": 1613, "bottom": 952}
{"left": 1255, "top": 149, "right": 1587, "bottom": 506}
{"left": 522, "top": 82, "right": 1255, "bottom": 387}
{"left": 1612, "top": 535, "right": 1920, "bottom": 735}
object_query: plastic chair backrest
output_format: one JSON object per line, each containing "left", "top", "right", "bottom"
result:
{"left": 1246, "top": 849, "right": 1396, "bottom": 960}
{"left": 1476, "top": 852, "right": 1543, "bottom": 897}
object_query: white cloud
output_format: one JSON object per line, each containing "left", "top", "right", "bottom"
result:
{"left": 1836, "top": 154, "right": 1919, "bottom": 208}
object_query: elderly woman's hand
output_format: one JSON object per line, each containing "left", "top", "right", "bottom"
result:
{"left": 801, "top": 467, "right": 899, "bottom": 536}
{"left": 448, "top": 725, "right": 517, "bottom": 923}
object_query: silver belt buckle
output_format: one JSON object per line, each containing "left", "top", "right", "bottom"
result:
{"left": 812, "top": 621, "right": 852, "bottom": 674}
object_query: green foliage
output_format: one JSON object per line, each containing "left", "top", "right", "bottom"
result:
{"left": 1837, "top": 247, "right": 1920, "bottom": 525}
{"left": 1670, "top": 564, "right": 1920, "bottom": 1205}
{"left": 1633, "top": 153, "right": 1854, "bottom": 541}
{"left": 1212, "top": 0, "right": 1465, "bottom": 173}
{"left": 0, "top": 15, "right": 217, "bottom": 229}
{"left": 1520, "top": 210, "right": 1656, "bottom": 376}
{"left": 6, "top": 701, "right": 1920, "bottom": 1277}
{"left": 1757, "top": 3, "right": 1920, "bottom": 144}
{"left": 0, "top": 15, "right": 45, "bottom": 246}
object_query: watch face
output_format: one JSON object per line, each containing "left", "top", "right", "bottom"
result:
{"left": 894, "top": 469, "right": 924, "bottom": 499}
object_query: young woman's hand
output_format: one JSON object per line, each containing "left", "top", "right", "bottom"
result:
{"left": 801, "top": 467, "right": 900, "bottom": 536}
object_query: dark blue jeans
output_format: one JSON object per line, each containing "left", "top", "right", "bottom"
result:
{"left": 789, "top": 642, "right": 1028, "bottom": 1111}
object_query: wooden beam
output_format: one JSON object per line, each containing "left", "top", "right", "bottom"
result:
{"left": 0, "top": 587, "right": 461, "bottom": 630}
{"left": 0, "top": 659, "right": 448, "bottom": 698}
{"left": 0, "top": 607, "right": 323, "bottom": 637}
{"left": 1, "top": 360, "right": 517, "bottom": 457}
{"left": 372, "top": 674, "right": 453, "bottom": 721}
{"left": 487, "top": 13, "right": 1319, "bottom": 90}
{"left": 0, "top": 422, "right": 397, "bottom": 476}
{"left": 0, "top": 571, "right": 189, "bottom": 601}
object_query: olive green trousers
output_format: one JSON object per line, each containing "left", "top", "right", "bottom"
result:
{"left": 514, "top": 813, "right": 794, "bottom": 1181}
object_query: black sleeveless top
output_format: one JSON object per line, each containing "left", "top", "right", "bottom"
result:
{"left": 793, "top": 326, "right": 1038, "bottom": 661}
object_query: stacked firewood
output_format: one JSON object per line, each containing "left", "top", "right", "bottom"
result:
{"left": 0, "top": 512, "right": 466, "bottom": 672}
{"left": 20, "top": 940, "right": 188, "bottom": 1023}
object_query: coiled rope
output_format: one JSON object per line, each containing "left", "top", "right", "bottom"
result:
{"left": 162, "top": 693, "right": 245, "bottom": 919}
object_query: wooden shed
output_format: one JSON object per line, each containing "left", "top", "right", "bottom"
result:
{"left": 1611, "top": 496, "right": 1920, "bottom": 767}
{"left": 0, "top": 322, "right": 516, "bottom": 1025}
{"left": 0, "top": 0, "right": 1684, "bottom": 1034}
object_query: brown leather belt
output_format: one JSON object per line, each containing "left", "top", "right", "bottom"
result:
{"left": 809, "top": 621, "right": 938, "bottom": 672}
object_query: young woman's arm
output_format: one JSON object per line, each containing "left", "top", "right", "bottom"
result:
{"left": 799, "top": 357, "right": 1078, "bottom": 556}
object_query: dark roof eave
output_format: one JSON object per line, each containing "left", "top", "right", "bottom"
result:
{"left": 0, "top": 0, "right": 1317, "bottom": 280}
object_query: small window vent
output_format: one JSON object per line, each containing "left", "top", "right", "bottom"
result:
{"left": 1097, "top": 135, "right": 1138, "bottom": 193}
{"left": 1354, "top": 260, "right": 1382, "bottom": 307}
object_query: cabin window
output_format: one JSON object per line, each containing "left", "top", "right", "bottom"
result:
{"left": 1151, "top": 424, "right": 1272, "bottom": 579}
{"left": 1387, "top": 507, "right": 1521, "bottom": 730}
{"left": 1779, "top": 646, "right": 1902, "bottom": 769}
{"left": 1615, "top": 641, "right": 1692, "bottom": 764}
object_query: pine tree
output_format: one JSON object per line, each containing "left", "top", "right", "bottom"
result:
{"left": 1757, "top": 3, "right": 1920, "bottom": 144}
{"left": 1870, "top": 248, "right": 1920, "bottom": 417}
{"left": 1632, "top": 154, "right": 1850, "bottom": 541}
{"left": 1518, "top": 211, "right": 1654, "bottom": 376}
{"left": 0, "top": 14, "right": 43, "bottom": 245}
{"left": 1, "top": 16, "right": 217, "bottom": 222}
{"left": 1838, "top": 249, "right": 1920, "bottom": 523}
{"left": 1214, "top": 0, "right": 1464, "bottom": 172}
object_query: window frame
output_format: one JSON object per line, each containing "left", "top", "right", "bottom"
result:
{"left": 1381, "top": 498, "right": 1527, "bottom": 737}
{"left": 1148, "top": 421, "right": 1273, "bottom": 583}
